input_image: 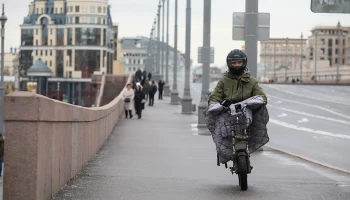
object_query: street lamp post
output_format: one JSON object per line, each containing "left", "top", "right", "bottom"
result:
{"left": 285, "top": 37, "right": 288, "bottom": 82}
{"left": 198, "top": 0, "right": 211, "bottom": 126}
{"left": 181, "top": 0, "right": 193, "bottom": 114}
{"left": 154, "top": 2, "right": 162, "bottom": 81}
{"left": 336, "top": 21, "right": 341, "bottom": 84}
{"left": 314, "top": 30, "right": 318, "bottom": 83}
{"left": 163, "top": 0, "right": 171, "bottom": 96}
{"left": 273, "top": 40, "right": 276, "bottom": 82}
{"left": 264, "top": 43, "right": 267, "bottom": 78}
{"left": 161, "top": 0, "right": 165, "bottom": 79}
{"left": 0, "top": 4, "right": 7, "bottom": 136}
{"left": 300, "top": 32, "right": 303, "bottom": 83}
{"left": 170, "top": 0, "right": 179, "bottom": 104}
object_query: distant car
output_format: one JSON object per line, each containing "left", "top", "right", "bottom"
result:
{"left": 259, "top": 77, "right": 269, "bottom": 83}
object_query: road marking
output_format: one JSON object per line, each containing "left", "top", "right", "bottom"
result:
{"left": 266, "top": 144, "right": 350, "bottom": 175}
{"left": 297, "top": 118, "right": 309, "bottom": 123}
{"left": 270, "top": 118, "right": 350, "bottom": 140}
{"left": 268, "top": 94, "right": 350, "bottom": 120}
{"left": 277, "top": 113, "right": 287, "bottom": 117}
{"left": 269, "top": 105, "right": 350, "bottom": 125}
{"left": 265, "top": 85, "right": 350, "bottom": 106}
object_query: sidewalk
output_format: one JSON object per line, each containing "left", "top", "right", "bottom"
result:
{"left": 53, "top": 96, "right": 350, "bottom": 200}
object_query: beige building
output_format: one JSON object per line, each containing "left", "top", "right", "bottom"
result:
{"left": 20, "top": 0, "right": 121, "bottom": 78}
{"left": 260, "top": 38, "right": 307, "bottom": 70}
{"left": 0, "top": 49, "right": 19, "bottom": 76}
{"left": 307, "top": 25, "right": 350, "bottom": 70}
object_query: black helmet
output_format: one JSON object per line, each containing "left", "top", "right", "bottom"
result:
{"left": 226, "top": 49, "right": 247, "bottom": 75}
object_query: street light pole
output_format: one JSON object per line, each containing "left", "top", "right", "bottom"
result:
{"left": 314, "top": 30, "right": 317, "bottom": 83}
{"left": 161, "top": 0, "right": 165, "bottom": 79}
{"left": 198, "top": 0, "right": 211, "bottom": 125}
{"left": 170, "top": 0, "right": 179, "bottom": 104}
{"left": 164, "top": 0, "right": 171, "bottom": 96}
{"left": 264, "top": 43, "right": 267, "bottom": 78}
{"left": 273, "top": 39, "right": 276, "bottom": 82}
{"left": 182, "top": 0, "right": 193, "bottom": 114}
{"left": 155, "top": 2, "right": 162, "bottom": 81}
{"left": 0, "top": 4, "right": 7, "bottom": 136}
{"left": 285, "top": 38, "right": 288, "bottom": 82}
{"left": 336, "top": 21, "right": 341, "bottom": 84}
{"left": 300, "top": 32, "right": 303, "bottom": 83}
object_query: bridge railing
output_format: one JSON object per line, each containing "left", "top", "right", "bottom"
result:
{"left": 3, "top": 75, "right": 132, "bottom": 200}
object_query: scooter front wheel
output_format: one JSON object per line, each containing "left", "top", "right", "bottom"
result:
{"left": 237, "top": 156, "right": 248, "bottom": 191}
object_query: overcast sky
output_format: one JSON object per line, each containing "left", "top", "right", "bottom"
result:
{"left": 2, "top": 0, "right": 350, "bottom": 66}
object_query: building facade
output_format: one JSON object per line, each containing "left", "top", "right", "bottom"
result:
{"left": 260, "top": 38, "right": 307, "bottom": 71}
{"left": 19, "top": 0, "right": 119, "bottom": 78}
{"left": 121, "top": 36, "right": 185, "bottom": 77}
{"left": 307, "top": 25, "right": 350, "bottom": 69}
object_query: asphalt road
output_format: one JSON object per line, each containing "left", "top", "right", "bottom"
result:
{"left": 53, "top": 95, "right": 350, "bottom": 200}
{"left": 262, "top": 84, "right": 350, "bottom": 173}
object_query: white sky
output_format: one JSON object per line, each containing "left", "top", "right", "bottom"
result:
{"left": 3, "top": 0, "right": 350, "bottom": 66}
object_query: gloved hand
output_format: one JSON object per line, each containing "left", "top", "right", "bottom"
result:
{"left": 207, "top": 103, "right": 224, "bottom": 115}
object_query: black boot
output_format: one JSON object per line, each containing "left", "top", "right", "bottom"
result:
{"left": 129, "top": 110, "right": 133, "bottom": 118}
{"left": 125, "top": 110, "right": 128, "bottom": 119}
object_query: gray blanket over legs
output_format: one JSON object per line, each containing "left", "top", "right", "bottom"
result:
{"left": 204, "top": 96, "right": 270, "bottom": 163}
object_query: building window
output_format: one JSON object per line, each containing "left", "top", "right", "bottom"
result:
{"left": 98, "top": 6, "right": 102, "bottom": 13}
{"left": 21, "top": 29, "right": 34, "bottom": 46}
{"left": 75, "top": 17, "right": 79, "bottom": 24}
{"left": 74, "top": 50, "right": 101, "bottom": 73}
{"left": 50, "top": 61, "right": 52, "bottom": 67}
{"left": 41, "top": 50, "right": 43, "bottom": 56}
{"left": 45, "top": 50, "right": 47, "bottom": 56}
{"left": 75, "top": 28, "right": 101, "bottom": 45}
{"left": 50, "top": 50, "right": 52, "bottom": 56}
{"left": 321, "top": 48, "right": 325, "bottom": 55}
{"left": 55, "top": 8, "right": 57, "bottom": 13}
{"left": 68, "top": 50, "right": 72, "bottom": 66}
{"left": 82, "top": 5, "right": 87, "bottom": 13}
{"left": 36, "top": 50, "right": 38, "bottom": 56}
{"left": 103, "top": 7, "right": 106, "bottom": 13}
{"left": 328, "top": 39, "right": 332, "bottom": 46}
{"left": 320, "top": 38, "right": 325, "bottom": 45}
{"left": 67, "top": 28, "right": 73, "bottom": 45}
{"left": 56, "top": 50, "right": 64, "bottom": 77}
{"left": 57, "top": 29, "right": 64, "bottom": 45}
{"left": 97, "top": 17, "right": 101, "bottom": 24}
{"left": 70, "top": 6, "right": 73, "bottom": 12}
{"left": 90, "top": 17, "right": 94, "bottom": 23}
{"left": 36, "top": 8, "right": 39, "bottom": 14}
{"left": 35, "top": 40, "right": 38, "bottom": 46}
{"left": 82, "top": 16, "right": 87, "bottom": 23}
{"left": 60, "top": 8, "right": 63, "bottom": 13}
{"left": 41, "top": 8, "right": 43, "bottom": 14}
{"left": 90, "top": 6, "right": 95, "bottom": 13}
{"left": 41, "top": 17, "right": 49, "bottom": 46}
{"left": 75, "top": 6, "right": 80, "bottom": 12}
{"left": 70, "top": 17, "right": 73, "bottom": 24}
{"left": 36, "top": 29, "right": 38, "bottom": 35}
{"left": 50, "top": 40, "right": 52, "bottom": 45}
{"left": 69, "top": 71, "right": 72, "bottom": 78}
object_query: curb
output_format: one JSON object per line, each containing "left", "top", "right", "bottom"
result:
{"left": 265, "top": 144, "right": 350, "bottom": 174}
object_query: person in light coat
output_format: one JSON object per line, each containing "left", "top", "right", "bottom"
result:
{"left": 123, "top": 84, "right": 135, "bottom": 118}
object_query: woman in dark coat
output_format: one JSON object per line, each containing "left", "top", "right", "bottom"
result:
{"left": 134, "top": 85, "right": 145, "bottom": 119}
